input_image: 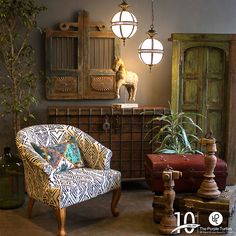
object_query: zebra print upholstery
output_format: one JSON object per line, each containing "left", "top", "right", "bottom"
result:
{"left": 16, "top": 124, "right": 121, "bottom": 209}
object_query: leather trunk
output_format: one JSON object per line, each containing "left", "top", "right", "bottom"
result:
{"left": 145, "top": 154, "right": 228, "bottom": 193}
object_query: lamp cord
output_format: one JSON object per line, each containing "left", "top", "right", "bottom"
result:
{"left": 151, "top": 0, "right": 154, "bottom": 30}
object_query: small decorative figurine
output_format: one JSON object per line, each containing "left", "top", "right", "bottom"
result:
{"left": 159, "top": 167, "right": 182, "bottom": 235}
{"left": 197, "top": 132, "right": 221, "bottom": 199}
{"left": 112, "top": 57, "right": 139, "bottom": 101}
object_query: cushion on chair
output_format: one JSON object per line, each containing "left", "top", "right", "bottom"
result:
{"left": 52, "top": 168, "right": 121, "bottom": 208}
{"left": 31, "top": 136, "right": 85, "bottom": 172}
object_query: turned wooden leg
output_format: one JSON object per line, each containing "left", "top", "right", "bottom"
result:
{"left": 28, "top": 197, "right": 35, "bottom": 218}
{"left": 55, "top": 208, "right": 67, "bottom": 236}
{"left": 111, "top": 187, "right": 121, "bottom": 217}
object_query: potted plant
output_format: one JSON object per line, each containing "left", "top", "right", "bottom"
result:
{"left": 144, "top": 104, "right": 209, "bottom": 193}
{"left": 0, "top": 0, "right": 46, "bottom": 138}
{"left": 0, "top": 0, "right": 46, "bottom": 209}
{"left": 147, "top": 105, "right": 203, "bottom": 155}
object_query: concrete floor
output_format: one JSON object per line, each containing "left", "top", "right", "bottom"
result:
{"left": 0, "top": 182, "right": 235, "bottom": 236}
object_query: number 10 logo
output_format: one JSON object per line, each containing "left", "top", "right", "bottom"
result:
{"left": 171, "top": 212, "right": 200, "bottom": 234}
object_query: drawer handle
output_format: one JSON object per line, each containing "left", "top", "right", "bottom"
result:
{"left": 103, "top": 116, "right": 110, "bottom": 133}
{"left": 113, "top": 116, "right": 120, "bottom": 132}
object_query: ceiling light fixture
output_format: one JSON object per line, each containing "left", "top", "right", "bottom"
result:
{"left": 111, "top": 0, "right": 138, "bottom": 45}
{"left": 138, "top": 0, "right": 164, "bottom": 71}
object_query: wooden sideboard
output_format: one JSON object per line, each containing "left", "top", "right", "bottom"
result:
{"left": 48, "top": 106, "right": 167, "bottom": 180}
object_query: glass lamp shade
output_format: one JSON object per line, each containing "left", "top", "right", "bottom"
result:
{"left": 111, "top": 10, "right": 137, "bottom": 44}
{"left": 138, "top": 37, "right": 164, "bottom": 69}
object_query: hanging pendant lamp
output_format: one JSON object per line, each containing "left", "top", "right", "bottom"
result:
{"left": 111, "top": 0, "right": 138, "bottom": 45}
{"left": 138, "top": 0, "right": 164, "bottom": 71}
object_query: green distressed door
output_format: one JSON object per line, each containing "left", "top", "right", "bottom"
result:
{"left": 180, "top": 45, "right": 227, "bottom": 158}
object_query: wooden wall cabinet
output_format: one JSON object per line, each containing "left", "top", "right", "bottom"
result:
{"left": 170, "top": 33, "right": 236, "bottom": 184}
{"left": 45, "top": 10, "right": 119, "bottom": 100}
{"left": 48, "top": 106, "right": 167, "bottom": 180}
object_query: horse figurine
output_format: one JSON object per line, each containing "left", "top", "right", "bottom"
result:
{"left": 112, "top": 57, "right": 139, "bottom": 101}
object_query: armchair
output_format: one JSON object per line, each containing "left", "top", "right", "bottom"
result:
{"left": 16, "top": 124, "right": 121, "bottom": 236}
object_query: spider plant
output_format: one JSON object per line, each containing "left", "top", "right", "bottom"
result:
{"left": 146, "top": 106, "right": 203, "bottom": 154}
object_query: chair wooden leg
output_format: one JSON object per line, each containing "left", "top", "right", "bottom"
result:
{"left": 55, "top": 208, "right": 67, "bottom": 236}
{"left": 111, "top": 187, "right": 121, "bottom": 217}
{"left": 28, "top": 197, "right": 35, "bottom": 219}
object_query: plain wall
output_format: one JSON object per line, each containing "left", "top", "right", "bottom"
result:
{"left": 1, "top": 0, "right": 236, "bottom": 150}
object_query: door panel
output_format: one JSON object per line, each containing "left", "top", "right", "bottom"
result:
{"left": 207, "top": 79, "right": 224, "bottom": 106}
{"left": 207, "top": 47, "right": 225, "bottom": 74}
{"left": 51, "top": 37, "right": 78, "bottom": 70}
{"left": 184, "top": 47, "right": 200, "bottom": 75}
{"left": 182, "top": 47, "right": 202, "bottom": 112}
{"left": 183, "top": 79, "right": 198, "bottom": 105}
{"left": 46, "top": 35, "right": 82, "bottom": 99}
{"left": 181, "top": 46, "right": 227, "bottom": 157}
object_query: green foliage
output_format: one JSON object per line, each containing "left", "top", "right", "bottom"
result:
{"left": 0, "top": 0, "right": 46, "bottom": 133}
{"left": 146, "top": 105, "right": 203, "bottom": 154}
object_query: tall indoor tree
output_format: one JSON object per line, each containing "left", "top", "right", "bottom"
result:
{"left": 0, "top": 0, "right": 46, "bottom": 136}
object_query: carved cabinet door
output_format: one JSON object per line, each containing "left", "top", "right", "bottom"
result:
{"left": 170, "top": 34, "right": 229, "bottom": 159}
{"left": 46, "top": 29, "right": 83, "bottom": 99}
{"left": 171, "top": 33, "right": 236, "bottom": 184}
{"left": 45, "top": 10, "right": 119, "bottom": 100}
{"left": 180, "top": 44, "right": 228, "bottom": 157}
{"left": 83, "top": 29, "right": 118, "bottom": 99}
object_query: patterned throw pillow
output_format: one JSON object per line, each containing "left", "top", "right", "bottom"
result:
{"left": 31, "top": 136, "right": 84, "bottom": 172}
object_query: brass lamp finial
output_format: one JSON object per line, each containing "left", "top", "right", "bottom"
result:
{"left": 119, "top": 1, "right": 129, "bottom": 11}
